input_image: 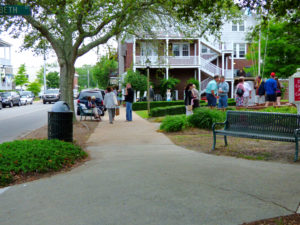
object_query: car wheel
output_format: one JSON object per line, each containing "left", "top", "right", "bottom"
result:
{"left": 0, "top": 102, "right": 2, "bottom": 109}
{"left": 30, "top": 101, "right": 33, "bottom": 105}
{"left": 77, "top": 108, "right": 80, "bottom": 116}
{"left": 18, "top": 101, "right": 21, "bottom": 106}
{"left": 43, "top": 100, "right": 46, "bottom": 104}
{"left": 9, "top": 101, "right": 13, "bottom": 107}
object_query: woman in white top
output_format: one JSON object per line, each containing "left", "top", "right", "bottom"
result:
{"left": 104, "top": 87, "right": 118, "bottom": 124}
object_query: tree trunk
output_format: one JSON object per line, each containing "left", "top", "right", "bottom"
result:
{"left": 59, "top": 60, "right": 75, "bottom": 119}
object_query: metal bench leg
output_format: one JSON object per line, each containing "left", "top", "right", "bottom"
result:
{"left": 224, "top": 135, "right": 228, "bottom": 146}
{"left": 212, "top": 132, "right": 216, "bottom": 150}
{"left": 295, "top": 141, "right": 299, "bottom": 162}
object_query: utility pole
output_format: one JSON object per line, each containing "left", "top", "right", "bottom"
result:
{"left": 43, "top": 45, "right": 47, "bottom": 93}
{"left": 87, "top": 69, "right": 90, "bottom": 88}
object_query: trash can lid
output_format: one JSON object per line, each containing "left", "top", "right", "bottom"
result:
{"left": 51, "top": 101, "right": 71, "bottom": 112}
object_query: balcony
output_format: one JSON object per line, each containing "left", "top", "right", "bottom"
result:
{"left": 135, "top": 56, "right": 199, "bottom": 67}
{"left": 0, "top": 58, "right": 11, "bottom": 66}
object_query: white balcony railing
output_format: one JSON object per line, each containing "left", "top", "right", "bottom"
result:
{"left": 0, "top": 58, "right": 11, "bottom": 66}
{"left": 136, "top": 56, "right": 199, "bottom": 66}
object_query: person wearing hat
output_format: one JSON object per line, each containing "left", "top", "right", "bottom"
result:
{"left": 264, "top": 72, "right": 277, "bottom": 107}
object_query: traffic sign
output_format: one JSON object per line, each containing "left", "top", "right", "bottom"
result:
{"left": 0, "top": 5, "right": 31, "bottom": 16}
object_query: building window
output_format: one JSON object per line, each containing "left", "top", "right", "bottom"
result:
{"left": 173, "top": 44, "right": 180, "bottom": 56}
{"left": 202, "top": 46, "right": 208, "bottom": 53}
{"left": 239, "top": 44, "right": 246, "bottom": 58}
{"left": 232, "top": 22, "right": 245, "bottom": 32}
{"left": 234, "top": 43, "right": 247, "bottom": 58}
{"left": 172, "top": 43, "right": 189, "bottom": 56}
{"left": 182, "top": 44, "right": 189, "bottom": 56}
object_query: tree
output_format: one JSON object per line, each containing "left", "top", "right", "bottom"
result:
{"left": 159, "top": 77, "right": 180, "bottom": 97}
{"left": 187, "top": 78, "right": 199, "bottom": 90}
{"left": 1, "top": 0, "right": 240, "bottom": 118}
{"left": 124, "top": 69, "right": 147, "bottom": 94}
{"left": 46, "top": 71, "right": 60, "bottom": 88}
{"left": 92, "top": 56, "right": 118, "bottom": 88}
{"left": 14, "top": 64, "right": 29, "bottom": 90}
{"left": 246, "top": 19, "right": 300, "bottom": 78}
{"left": 27, "top": 81, "right": 41, "bottom": 96}
{"left": 76, "top": 65, "right": 97, "bottom": 90}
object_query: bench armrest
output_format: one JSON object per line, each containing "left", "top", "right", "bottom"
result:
{"left": 294, "top": 129, "right": 300, "bottom": 137}
{"left": 212, "top": 122, "right": 227, "bottom": 131}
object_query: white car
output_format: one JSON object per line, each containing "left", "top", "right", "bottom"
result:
{"left": 19, "top": 91, "right": 34, "bottom": 105}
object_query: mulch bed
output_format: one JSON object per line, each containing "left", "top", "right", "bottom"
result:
{"left": 241, "top": 213, "right": 300, "bottom": 225}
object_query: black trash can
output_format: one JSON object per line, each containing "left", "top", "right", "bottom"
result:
{"left": 48, "top": 101, "right": 73, "bottom": 142}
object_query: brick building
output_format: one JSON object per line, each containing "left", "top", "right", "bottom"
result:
{"left": 118, "top": 14, "right": 257, "bottom": 99}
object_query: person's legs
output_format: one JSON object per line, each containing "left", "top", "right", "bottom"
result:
{"left": 222, "top": 95, "right": 228, "bottom": 110}
{"left": 112, "top": 108, "right": 115, "bottom": 120}
{"left": 277, "top": 94, "right": 281, "bottom": 106}
{"left": 127, "top": 102, "right": 132, "bottom": 121}
{"left": 93, "top": 108, "right": 99, "bottom": 118}
{"left": 108, "top": 108, "right": 113, "bottom": 123}
{"left": 244, "top": 97, "right": 249, "bottom": 107}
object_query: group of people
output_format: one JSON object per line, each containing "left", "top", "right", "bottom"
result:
{"left": 237, "top": 72, "right": 282, "bottom": 107}
{"left": 184, "top": 71, "right": 283, "bottom": 115}
{"left": 184, "top": 83, "right": 200, "bottom": 115}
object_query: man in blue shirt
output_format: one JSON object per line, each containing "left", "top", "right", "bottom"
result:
{"left": 264, "top": 72, "right": 277, "bottom": 107}
{"left": 218, "top": 76, "right": 229, "bottom": 110}
{"left": 205, "top": 75, "right": 220, "bottom": 109}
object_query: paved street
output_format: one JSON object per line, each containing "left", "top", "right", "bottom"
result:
{"left": 0, "top": 109, "right": 299, "bottom": 225}
{"left": 0, "top": 102, "right": 52, "bottom": 143}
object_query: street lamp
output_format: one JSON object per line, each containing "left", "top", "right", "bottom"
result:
{"left": 145, "top": 58, "right": 151, "bottom": 115}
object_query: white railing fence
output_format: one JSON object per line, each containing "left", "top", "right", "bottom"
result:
{"left": 201, "top": 77, "right": 213, "bottom": 92}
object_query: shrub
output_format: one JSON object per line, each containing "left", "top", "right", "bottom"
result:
{"left": 160, "top": 115, "right": 187, "bottom": 132}
{"left": 188, "top": 108, "right": 225, "bottom": 129}
{"left": 0, "top": 139, "right": 87, "bottom": 187}
{"left": 133, "top": 100, "right": 184, "bottom": 111}
{"left": 150, "top": 105, "right": 186, "bottom": 117}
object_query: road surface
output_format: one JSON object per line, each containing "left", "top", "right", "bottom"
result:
{"left": 0, "top": 102, "right": 52, "bottom": 143}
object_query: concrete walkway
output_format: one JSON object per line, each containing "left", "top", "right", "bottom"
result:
{"left": 0, "top": 108, "right": 300, "bottom": 225}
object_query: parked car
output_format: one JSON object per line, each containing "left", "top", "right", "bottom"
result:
{"left": 0, "top": 91, "right": 21, "bottom": 107}
{"left": 42, "top": 89, "right": 60, "bottom": 104}
{"left": 76, "top": 89, "right": 104, "bottom": 116}
{"left": 0, "top": 96, "right": 2, "bottom": 110}
{"left": 19, "top": 91, "right": 34, "bottom": 105}
{"left": 19, "top": 91, "right": 35, "bottom": 105}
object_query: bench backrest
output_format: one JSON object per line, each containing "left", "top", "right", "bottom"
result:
{"left": 225, "top": 111, "right": 300, "bottom": 135}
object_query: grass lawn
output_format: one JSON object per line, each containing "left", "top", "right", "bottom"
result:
{"left": 135, "top": 110, "right": 149, "bottom": 119}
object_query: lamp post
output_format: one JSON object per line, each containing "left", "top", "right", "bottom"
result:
{"left": 145, "top": 58, "right": 151, "bottom": 115}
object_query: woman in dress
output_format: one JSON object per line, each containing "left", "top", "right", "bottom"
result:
{"left": 235, "top": 77, "right": 245, "bottom": 107}
{"left": 184, "top": 83, "right": 194, "bottom": 116}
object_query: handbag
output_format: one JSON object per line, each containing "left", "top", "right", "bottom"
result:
{"left": 187, "top": 105, "right": 193, "bottom": 111}
{"left": 115, "top": 107, "right": 120, "bottom": 116}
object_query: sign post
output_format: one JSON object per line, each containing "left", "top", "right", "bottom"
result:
{"left": 0, "top": 5, "right": 31, "bottom": 16}
{"left": 289, "top": 68, "right": 300, "bottom": 114}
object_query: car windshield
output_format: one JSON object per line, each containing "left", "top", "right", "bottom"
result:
{"left": 20, "top": 95, "right": 28, "bottom": 97}
{"left": 0, "top": 92, "right": 10, "bottom": 97}
{"left": 45, "top": 90, "right": 59, "bottom": 94}
{"left": 19, "top": 91, "right": 31, "bottom": 96}
{"left": 79, "top": 91, "right": 102, "bottom": 100}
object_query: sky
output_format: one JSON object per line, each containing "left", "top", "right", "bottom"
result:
{"left": 1, "top": 32, "right": 117, "bottom": 82}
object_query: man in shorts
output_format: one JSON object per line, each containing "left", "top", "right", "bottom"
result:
{"left": 264, "top": 72, "right": 277, "bottom": 107}
{"left": 205, "top": 75, "right": 220, "bottom": 109}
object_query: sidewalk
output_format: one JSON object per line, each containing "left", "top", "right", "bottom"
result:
{"left": 0, "top": 107, "right": 299, "bottom": 225}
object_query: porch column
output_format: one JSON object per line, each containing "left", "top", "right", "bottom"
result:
{"left": 133, "top": 37, "right": 136, "bottom": 72}
{"left": 231, "top": 52, "right": 234, "bottom": 97}
{"left": 198, "top": 67, "right": 201, "bottom": 93}
{"left": 194, "top": 69, "right": 197, "bottom": 79}
{"left": 221, "top": 52, "right": 225, "bottom": 76}
{"left": 225, "top": 55, "right": 228, "bottom": 78}
{"left": 166, "top": 38, "right": 169, "bottom": 66}
{"left": 166, "top": 67, "right": 169, "bottom": 80}
{"left": 9, "top": 46, "right": 11, "bottom": 62}
{"left": 198, "top": 38, "right": 201, "bottom": 66}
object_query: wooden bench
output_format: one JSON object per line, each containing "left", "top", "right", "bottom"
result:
{"left": 78, "top": 104, "right": 94, "bottom": 121}
{"left": 212, "top": 111, "right": 300, "bottom": 161}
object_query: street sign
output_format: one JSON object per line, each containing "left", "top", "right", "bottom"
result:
{"left": 0, "top": 5, "right": 31, "bottom": 16}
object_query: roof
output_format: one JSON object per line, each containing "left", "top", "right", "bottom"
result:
{"left": 0, "top": 39, "right": 11, "bottom": 47}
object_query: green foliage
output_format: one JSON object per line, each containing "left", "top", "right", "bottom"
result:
{"left": 246, "top": 19, "right": 300, "bottom": 78}
{"left": 150, "top": 105, "right": 186, "bottom": 117}
{"left": 133, "top": 100, "right": 184, "bottom": 111}
{"left": 188, "top": 108, "right": 225, "bottom": 129}
{"left": 159, "top": 77, "right": 180, "bottom": 97}
{"left": 160, "top": 115, "right": 187, "bottom": 132}
{"left": 0, "top": 139, "right": 87, "bottom": 187}
{"left": 46, "top": 72, "right": 60, "bottom": 88}
{"left": 135, "top": 110, "right": 149, "bottom": 119}
{"left": 187, "top": 78, "right": 199, "bottom": 90}
{"left": 124, "top": 69, "right": 147, "bottom": 93}
{"left": 92, "top": 56, "right": 118, "bottom": 88}
{"left": 14, "top": 64, "right": 29, "bottom": 90}
{"left": 76, "top": 65, "right": 97, "bottom": 90}
{"left": 27, "top": 81, "right": 42, "bottom": 96}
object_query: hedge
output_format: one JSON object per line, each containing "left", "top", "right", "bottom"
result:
{"left": 133, "top": 101, "right": 184, "bottom": 111}
{"left": 160, "top": 115, "right": 187, "bottom": 132}
{"left": 149, "top": 105, "right": 186, "bottom": 117}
